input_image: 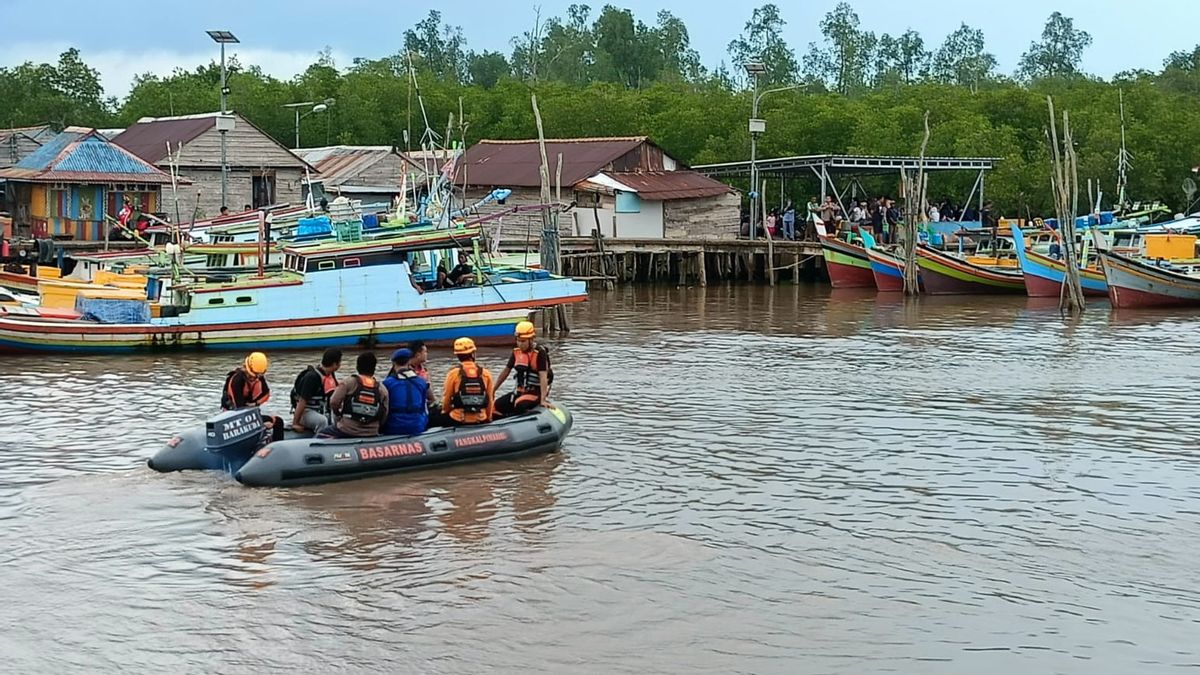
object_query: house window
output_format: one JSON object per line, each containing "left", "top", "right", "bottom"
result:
{"left": 252, "top": 172, "right": 276, "bottom": 208}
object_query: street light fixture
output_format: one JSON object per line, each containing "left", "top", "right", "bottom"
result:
{"left": 285, "top": 99, "right": 335, "bottom": 149}
{"left": 208, "top": 29, "right": 239, "bottom": 211}
{"left": 743, "top": 59, "right": 803, "bottom": 241}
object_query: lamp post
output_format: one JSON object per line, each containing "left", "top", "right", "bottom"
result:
{"left": 207, "top": 30, "right": 239, "bottom": 211}
{"left": 284, "top": 99, "right": 335, "bottom": 149}
{"left": 745, "top": 61, "right": 765, "bottom": 241}
{"left": 745, "top": 61, "right": 802, "bottom": 241}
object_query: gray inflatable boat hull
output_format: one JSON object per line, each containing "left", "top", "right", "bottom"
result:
{"left": 148, "top": 405, "right": 573, "bottom": 487}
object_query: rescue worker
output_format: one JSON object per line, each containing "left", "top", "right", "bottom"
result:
{"left": 407, "top": 340, "right": 430, "bottom": 381}
{"left": 319, "top": 352, "right": 389, "bottom": 438}
{"left": 494, "top": 320, "right": 553, "bottom": 416}
{"left": 382, "top": 348, "right": 433, "bottom": 436}
{"left": 441, "top": 337, "right": 495, "bottom": 426}
{"left": 406, "top": 339, "right": 443, "bottom": 420}
{"left": 289, "top": 348, "right": 342, "bottom": 434}
{"left": 221, "top": 351, "right": 284, "bottom": 442}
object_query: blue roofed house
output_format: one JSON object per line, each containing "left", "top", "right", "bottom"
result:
{"left": 0, "top": 127, "right": 175, "bottom": 241}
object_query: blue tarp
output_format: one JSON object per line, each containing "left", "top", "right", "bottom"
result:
{"left": 297, "top": 215, "right": 332, "bottom": 237}
{"left": 75, "top": 297, "right": 150, "bottom": 324}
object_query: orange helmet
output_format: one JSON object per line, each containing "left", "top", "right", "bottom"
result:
{"left": 515, "top": 320, "right": 536, "bottom": 340}
{"left": 453, "top": 337, "right": 477, "bottom": 355}
{"left": 244, "top": 351, "right": 269, "bottom": 375}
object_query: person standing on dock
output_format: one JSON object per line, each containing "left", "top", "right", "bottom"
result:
{"left": 782, "top": 201, "right": 796, "bottom": 241}
{"left": 441, "top": 338, "right": 495, "bottom": 426}
{"left": 805, "top": 197, "right": 821, "bottom": 239}
{"left": 820, "top": 196, "right": 842, "bottom": 237}
{"left": 494, "top": 321, "right": 553, "bottom": 416}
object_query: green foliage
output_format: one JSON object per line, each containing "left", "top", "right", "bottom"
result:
{"left": 4, "top": 7, "right": 1200, "bottom": 217}
{"left": 932, "top": 23, "right": 998, "bottom": 91}
{"left": 0, "top": 49, "right": 111, "bottom": 128}
{"left": 804, "top": 2, "right": 877, "bottom": 96}
{"left": 1017, "top": 12, "right": 1093, "bottom": 81}
{"left": 727, "top": 4, "right": 799, "bottom": 87}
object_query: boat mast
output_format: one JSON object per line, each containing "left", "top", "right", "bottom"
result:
{"left": 1116, "top": 89, "right": 1133, "bottom": 212}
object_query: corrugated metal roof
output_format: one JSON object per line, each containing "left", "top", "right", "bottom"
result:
{"left": 0, "top": 129, "right": 174, "bottom": 184}
{"left": 455, "top": 137, "right": 649, "bottom": 188}
{"left": 112, "top": 116, "right": 215, "bottom": 163}
{"left": 14, "top": 130, "right": 83, "bottom": 169}
{"left": 583, "top": 171, "right": 736, "bottom": 201}
{"left": 296, "top": 145, "right": 428, "bottom": 189}
{"left": 0, "top": 124, "right": 55, "bottom": 145}
{"left": 114, "top": 112, "right": 316, "bottom": 172}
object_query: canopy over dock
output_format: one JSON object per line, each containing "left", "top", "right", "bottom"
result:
{"left": 694, "top": 154, "right": 1001, "bottom": 215}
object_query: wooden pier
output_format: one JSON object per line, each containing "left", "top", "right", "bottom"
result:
{"left": 501, "top": 236, "right": 824, "bottom": 286}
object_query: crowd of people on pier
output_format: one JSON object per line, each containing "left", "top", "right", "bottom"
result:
{"left": 741, "top": 195, "right": 997, "bottom": 242}
{"left": 218, "top": 320, "right": 554, "bottom": 442}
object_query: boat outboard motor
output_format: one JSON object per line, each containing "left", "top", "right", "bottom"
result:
{"left": 205, "top": 408, "right": 268, "bottom": 471}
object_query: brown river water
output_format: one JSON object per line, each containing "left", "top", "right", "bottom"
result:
{"left": 1, "top": 285, "right": 1199, "bottom": 674}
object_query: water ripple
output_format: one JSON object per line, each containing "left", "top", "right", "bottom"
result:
{"left": 2, "top": 285, "right": 1200, "bottom": 673}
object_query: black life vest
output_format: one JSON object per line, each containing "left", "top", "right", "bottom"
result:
{"left": 453, "top": 363, "right": 488, "bottom": 413}
{"left": 290, "top": 365, "right": 337, "bottom": 412}
{"left": 339, "top": 375, "right": 384, "bottom": 423}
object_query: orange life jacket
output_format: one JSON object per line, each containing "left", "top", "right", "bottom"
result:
{"left": 221, "top": 368, "right": 268, "bottom": 410}
{"left": 511, "top": 345, "right": 552, "bottom": 395}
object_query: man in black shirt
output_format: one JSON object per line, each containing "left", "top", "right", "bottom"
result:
{"left": 290, "top": 348, "right": 343, "bottom": 433}
{"left": 437, "top": 251, "right": 475, "bottom": 288}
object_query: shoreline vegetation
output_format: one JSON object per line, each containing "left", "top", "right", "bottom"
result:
{"left": 2, "top": 4, "right": 1198, "bottom": 215}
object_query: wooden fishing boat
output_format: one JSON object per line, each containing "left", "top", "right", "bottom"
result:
{"left": 0, "top": 225, "right": 587, "bottom": 353}
{"left": 1094, "top": 228, "right": 1200, "bottom": 308}
{"left": 1097, "top": 250, "right": 1200, "bottom": 308}
{"left": 817, "top": 225, "right": 874, "bottom": 289}
{"left": 1011, "top": 224, "right": 1107, "bottom": 297}
{"left": 858, "top": 229, "right": 916, "bottom": 292}
{"left": 915, "top": 244, "right": 1025, "bottom": 294}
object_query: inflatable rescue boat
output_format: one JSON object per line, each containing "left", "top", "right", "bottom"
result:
{"left": 148, "top": 405, "right": 573, "bottom": 487}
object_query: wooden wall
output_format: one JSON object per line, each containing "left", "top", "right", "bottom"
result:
{"left": 663, "top": 193, "right": 741, "bottom": 240}
{"left": 1, "top": 134, "right": 45, "bottom": 169}
{"left": 170, "top": 167, "right": 304, "bottom": 218}
{"left": 178, "top": 121, "right": 306, "bottom": 170}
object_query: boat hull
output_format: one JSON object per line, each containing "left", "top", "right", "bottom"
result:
{"left": 0, "top": 270, "right": 40, "bottom": 294}
{"left": 819, "top": 236, "right": 875, "bottom": 288}
{"left": 866, "top": 247, "right": 914, "bottom": 292}
{"left": 1020, "top": 251, "right": 1108, "bottom": 298}
{"left": 149, "top": 406, "right": 573, "bottom": 488}
{"left": 916, "top": 247, "right": 1025, "bottom": 295}
{"left": 1099, "top": 250, "right": 1200, "bottom": 308}
{"left": 0, "top": 300, "right": 584, "bottom": 354}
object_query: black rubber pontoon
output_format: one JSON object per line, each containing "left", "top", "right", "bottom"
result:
{"left": 148, "top": 405, "right": 573, "bottom": 487}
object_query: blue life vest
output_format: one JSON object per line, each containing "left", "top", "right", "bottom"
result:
{"left": 382, "top": 370, "right": 429, "bottom": 436}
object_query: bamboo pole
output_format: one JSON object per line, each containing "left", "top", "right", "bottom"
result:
{"left": 762, "top": 178, "right": 776, "bottom": 286}
{"left": 1047, "top": 97, "right": 1086, "bottom": 313}
{"left": 902, "top": 111, "right": 931, "bottom": 296}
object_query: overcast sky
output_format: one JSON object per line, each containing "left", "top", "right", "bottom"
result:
{"left": 1, "top": 0, "right": 1194, "bottom": 98}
